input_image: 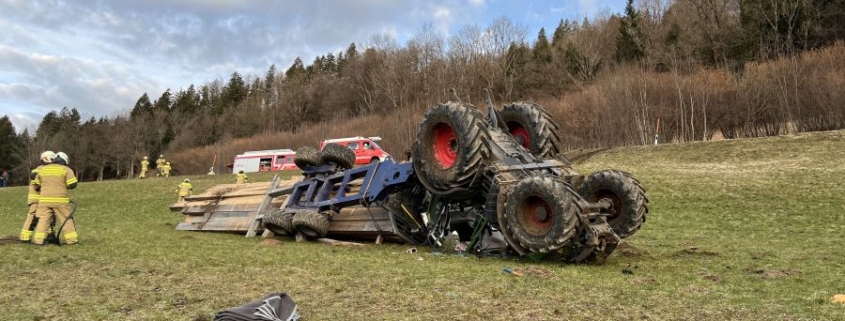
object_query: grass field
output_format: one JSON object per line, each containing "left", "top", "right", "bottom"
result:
{"left": 2, "top": 131, "right": 845, "bottom": 321}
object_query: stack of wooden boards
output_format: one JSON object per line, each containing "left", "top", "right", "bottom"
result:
{"left": 168, "top": 177, "right": 406, "bottom": 243}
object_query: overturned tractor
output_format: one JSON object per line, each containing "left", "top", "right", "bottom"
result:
{"left": 258, "top": 89, "right": 648, "bottom": 264}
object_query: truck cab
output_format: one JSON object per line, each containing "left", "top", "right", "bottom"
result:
{"left": 232, "top": 149, "right": 297, "bottom": 173}
{"left": 319, "top": 136, "right": 390, "bottom": 165}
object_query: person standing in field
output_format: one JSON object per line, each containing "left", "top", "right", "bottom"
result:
{"left": 19, "top": 151, "right": 55, "bottom": 243}
{"left": 162, "top": 161, "right": 172, "bottom": 177}
{"left": 207, "top": 167, "right": 216, "bottom": 175}
{"left": 31, "top": 152, "right": 78, "bottom": 245}
{"left": 235, "top": 170, "right": 248, "bottom": 185}
{"left": 139, "top": 156, "right": 149, "bottom": 179}
{"left": 175, "top": 178, "right": 192, "bottom": 202}
{"left": 156, "top": 155, "right": 166, "bottom": 177}
{"left": 0, "top": 169, "right": 8, "bottom": 187}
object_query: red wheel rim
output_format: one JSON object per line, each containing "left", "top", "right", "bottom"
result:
{"left": 433, "top": 123, "right": 458, "bottom": 169}
{"left": 518, "top": 195, "right": 554, "bottom": 235}
{"left": 507, "top": 121, "right": 531, "bottom": 149}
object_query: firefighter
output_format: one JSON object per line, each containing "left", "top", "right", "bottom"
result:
{"left": 19, "top": 151, "right": 55, "bottom": 243}
{"left": 156, "top": 155, "right": 166, "bottom": 176}
{"left": 32, "top": 152, "right": 78, "bottom": 245}
{"left": 175, "top": 178, "right": 193, "bottom": 202}
{"left": 235, "top": 170, "right": 248, "bottom": 185}
{"left": 162, "top": 162, "right": 172, "bottom": 177}
{"left": 139, "top": 156, "right": 149, "bottom": 179}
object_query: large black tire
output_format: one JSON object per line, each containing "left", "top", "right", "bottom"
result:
{"left": 321, "top": 143, "right": 355, "bottom": 169}
{"left": 294, "top": 146, "right": 323, "bottom": 170}
{"left": 412, "top": 103, "right": 490, "bottom": 195}
{"left": 262, "top": 209, "right": 294, "bottom": 235}
{"left": 504, "top": 175, "right": 581, "bottom": 252}
{"left": 578, "top": 170, "right": 648, "bottom": 239}
{"left": 500, "top": 102, "right": 564, "bottom": 159}
{"left": 292, "top": 210, "right": 330, "bottom": 239}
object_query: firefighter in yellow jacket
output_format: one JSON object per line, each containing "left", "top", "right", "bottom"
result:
{"left": 139, "top": 156, "right": 149, "bottom": 179}
{"left": 161, "top": 161, "right": 172, "bottom": 177}
{"left": 19, "top": 151, "right": 55, "bottom": 242}
{"left": 175, "top": 178, "right": 192, "bottom": 202}
{"left": 156, "top": 155, "right": 166, "bottom": 176}
{"left": 32, "top": 152, "right": 78, "bottom": 245}
{"left": 235, "top": 170, "right": 248, "bottom": 185}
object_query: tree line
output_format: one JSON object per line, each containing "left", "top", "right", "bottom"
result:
{"left": 1, "top": 0, "right": 844, "bottom": 185}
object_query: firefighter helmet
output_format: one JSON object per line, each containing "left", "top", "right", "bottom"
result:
{"left": 40, "top": 151, "right": 56, "bottom": 163}
{"left": 56, "top": 152, "right": 70, "bottom": 165}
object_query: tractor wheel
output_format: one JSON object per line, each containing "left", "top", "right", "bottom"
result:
{"left": 262, "top": 209, "right": 294, "bottom": 235}
{"left": 504, "top": 175, "right": 581, "bottom": 252}
{"left": 500, "top": 102, "right": 564, "bottom": 159}
{"left": 292, "top": 210, "right": 330, "bottom": 239}
{"left": 412, "top": 102, "right": 490, "bottom": 195}
{"left": 294, "top": 146, "right": 323, "bottom": 170}
{"left": 578, "top": 170, "right": 648, "bottom": 239}
{"left": 321, "top": 143, "right": 355, "bottom": 169}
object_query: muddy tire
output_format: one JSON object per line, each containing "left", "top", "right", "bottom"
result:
{"left": 504, "top": 175, "right": 581, "bottom": 252}
{"left": 412, "top": 103, "right": 489, "bottom": 195}
{"left": 294, "top": 146, "right": 323, "bottom": 170}
{"left": 321, "top": 143, "right": 355, "bottom": 169}
{"left": 262, "top": 209, "right": 294, "bottom": 235}
{"left": 292, "top": 210, "right": 330, "bottom": 239}
{"left": 500, "top": 102, "right": 563, "bottom": 159}
{"left": 578, "top": 170, "right": 648, "bottom": 239}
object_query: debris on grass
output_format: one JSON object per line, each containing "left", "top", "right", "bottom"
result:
{"left": 832, "top": 294, "right": 845, "bottom": 304}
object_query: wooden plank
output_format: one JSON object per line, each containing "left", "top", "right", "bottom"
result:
{"left": 246, "top": 174, "right": 281, "bottom": 237}
{"left": 327, "top": 220, "right": 395, "bottom": 233}
{"left": 316, "top": 238, "right": 365, "bottom": 248}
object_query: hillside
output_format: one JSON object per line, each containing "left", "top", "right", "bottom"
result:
{"left": 1, "top": 130, "right": 844, "bottom": 320}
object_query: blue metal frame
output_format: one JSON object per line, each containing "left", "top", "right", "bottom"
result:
{"left": 284, "top": 158, "right": 414, "bottom": 213}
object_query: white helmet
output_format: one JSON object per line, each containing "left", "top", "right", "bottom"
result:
{"left": 40, "top": 151, "right": 56, "bottom": 163}
{"left": 144, "top": 156, "right": 148, "bottom": 159}
{"left": 160, "top": 154, "right": 164, "bottom": 157}
{"left": 184, "top": 178, "right": 190, "bottom": 182}
{"left": 56, "top": 152, "right": 70, "bottom": 165}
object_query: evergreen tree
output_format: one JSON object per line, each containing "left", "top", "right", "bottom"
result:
{"left": 615, "top": 0, "right": 645, "bottom": 63}
{"left": 533, "top": 27, "right": 552, "bottom": 63}
{"left": 130, "top": 93, "right": 154, "bottom": 119}
{"left": 0, "top": 116, "right": 22, "bottom": 179}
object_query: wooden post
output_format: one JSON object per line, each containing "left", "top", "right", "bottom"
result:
{"left": 375, "top": 234, "right": 383, "bottom": 245}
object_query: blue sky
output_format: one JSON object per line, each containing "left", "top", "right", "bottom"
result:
{"left": 0, "top": 0, "right": 625, "bottom": 133}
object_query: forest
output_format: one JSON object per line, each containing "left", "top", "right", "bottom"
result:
{"left": 1, "top": 0, "right": 844, "bottom": 184}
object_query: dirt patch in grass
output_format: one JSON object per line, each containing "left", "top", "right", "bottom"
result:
{"left": 761, "top": 269, "right": 803, "bottom": 279}
{"left": 618, "top": 242, "right": 643, "bottom": 257}
{"left": 257, "top": 239, "right": 283, "bottom": 247}
{"left": 744, "top": 267, "right": 803, "bottom": 279}
{"left": 703, "top": 274, "right": 722, "bottom": 282}
{"left": 673, "top": 247, "right": 719, "bottom": 258}
{"left": 630, "top": 277, "right": 658, "bottom": 285}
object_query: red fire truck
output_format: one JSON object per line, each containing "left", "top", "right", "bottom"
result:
{"left": 318, "top": 136, "right": 391, "bottom": 165}
{"left": 231, "top": 149, "right": 297, "bottom": 173}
